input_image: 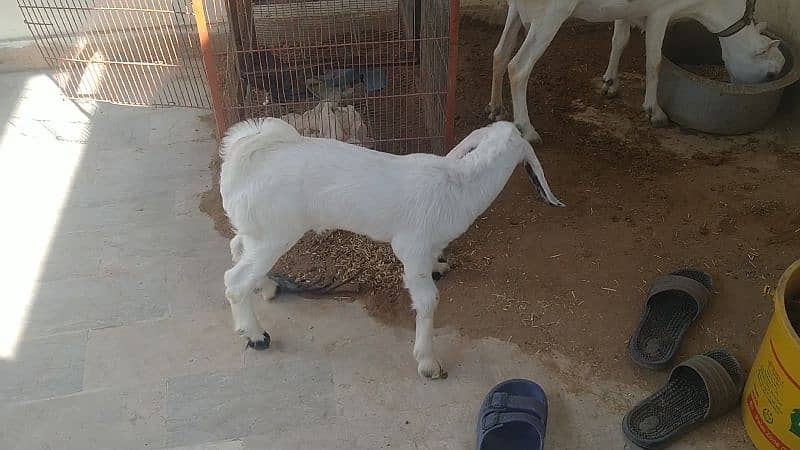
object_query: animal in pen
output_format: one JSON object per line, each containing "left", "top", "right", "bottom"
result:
{"left": 220, "top": 119, "right": 563, "bottom": 379}
{"left": 488, "top": 0, "right": 786, "bottom": 143}
{"left": 211, "top": 0, "right": 456, "bottom": 155}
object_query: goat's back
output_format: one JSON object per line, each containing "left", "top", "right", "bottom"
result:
{"left": 220, "top": 118, "right": 301, "bottom": 165}
{"left": 221, "top": 135, "right": 462, "bottom": 243}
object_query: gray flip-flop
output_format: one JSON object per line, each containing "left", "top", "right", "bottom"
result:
{"left": 629, "top": 269, "right": 713, "bottom": 369}
{"left": 622, "top": 349, "right": 744, "bottom": 449}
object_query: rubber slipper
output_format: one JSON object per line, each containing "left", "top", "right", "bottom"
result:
{"left": 476, "top": 379, "right": 547, "bottom": 450}
{"left": 629, "top": 268, "right": 713, "bottom": 369}
{"left": 622, "top": 349, "right": 745, "bottom": 449}
{"left": 267, "top": 270, "right": 362, "bottom": 296}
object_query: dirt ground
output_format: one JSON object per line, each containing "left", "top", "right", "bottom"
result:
{"left": 201, "top": 18, "right": 800, "bottom": 390}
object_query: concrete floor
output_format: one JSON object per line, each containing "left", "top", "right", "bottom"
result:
{"left": 0, "top": 71, "right": 751, "bottom": 449}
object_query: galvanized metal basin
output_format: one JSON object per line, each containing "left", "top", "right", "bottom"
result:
{"left": 658, "top": 20, "right": 800, "bottom": 135}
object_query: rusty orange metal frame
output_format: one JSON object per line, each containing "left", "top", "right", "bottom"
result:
{"left": 445, "top": 0, "right": 460, "bottom": 150}
{"left": 194, "top": 0, "right": 457, "bottom": 149}
{"left": 193, "top": 0, "right": 228, "bottom": 139}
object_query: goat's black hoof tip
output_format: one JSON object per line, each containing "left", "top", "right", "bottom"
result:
{"left": 247, "top": 332, "right": 271, "bottom": 350}
{"left": 432, "top": 272, "right": 443, "bottom": 281}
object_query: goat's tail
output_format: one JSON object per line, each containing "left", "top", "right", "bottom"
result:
{"left": 219, "top": 117, "right": 300, "bottom": 164}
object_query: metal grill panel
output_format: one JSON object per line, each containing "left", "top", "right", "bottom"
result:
{"left": 18, "top": 0, "right": 458, "bottom": 152}
{"left": 18, "top": 0, "right": 211, "bottom": 108}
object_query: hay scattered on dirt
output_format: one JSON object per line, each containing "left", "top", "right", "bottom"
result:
{"left": 274, "top": 231, "right": 403, "bottom": 295}
{"left": 680, "top": 64, "right": 730, "bottom": 82}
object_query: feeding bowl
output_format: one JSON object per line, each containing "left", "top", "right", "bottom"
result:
{"left": 657, "top": 20, "right": 800, "bottom": 135}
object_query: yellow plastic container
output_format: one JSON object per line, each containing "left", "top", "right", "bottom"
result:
{"left": 742, "top": 259, "right": 800, "bottom": 450}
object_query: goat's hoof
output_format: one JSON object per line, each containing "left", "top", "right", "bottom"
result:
{"left": 516, "top": 124, "right": 542, "bottom": 145}
{"left": 432, "top": 271, "right": 443, "bottom": 281}
{"left": 418, "top": 358, "right": 447, "bottom": 379}
{"left": 650, "top": 113, "right": 670, "bottom": 128}
{"left": 259, "top": 282, "right": 278, "bottom": 302}
{"left": 643, "top": 106, "right": 669, "bottom": 128}
{"left": 651, "top": 117, "right": 670, "bottom": 128}
{"left": 247, "top": 332, "right": 271, "bottom": 350}
{"left": 486, "top": 105, "right": 505, "bottom": 121}
{"left": 601, "top": 78, "right": 619, "bottom": 97}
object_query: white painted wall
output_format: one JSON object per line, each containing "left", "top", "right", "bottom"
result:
{"left": 0, "top": 2, "right": 31, "bottom": 42}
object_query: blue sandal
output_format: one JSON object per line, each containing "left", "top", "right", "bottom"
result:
{"left": 476, "top": 379, "right": 548, "bottom": 450}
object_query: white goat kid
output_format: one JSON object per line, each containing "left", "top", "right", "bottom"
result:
{"left": 489, "top": 0, "right": 786, "bottom": 143}
{"left": 220, "top": 119, "right": 563, "bottom": 379}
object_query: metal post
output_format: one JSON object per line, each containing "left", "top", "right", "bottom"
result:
{"left": 445, "top": 0, "right": 460, "bottom": 149}
{"left": 193, "top": 0, "right": 227, "bottom": 139}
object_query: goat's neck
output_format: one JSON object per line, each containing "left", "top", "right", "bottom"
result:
{"left": 689, "top": 0, "right": 746, "bottom": 34}
{"left": 456, "top": 149, "right": 520, "bottom": 218}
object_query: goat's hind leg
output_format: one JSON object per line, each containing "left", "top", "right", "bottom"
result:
{"left": 225, "top": 258, "right": 270, "bottom": 349}
{"left": 224, "top": 235, "right": 299, "bottom": 349}
{"left": 602, "top": 20, "right": 632, "bottom": 97}
{"left": 231, "top": 234, "right": 286, "bottom": 302}
{"left": 230, "top": 234, "right": 244, "bottom": 262}
{"left": 642, "top": 13, "right": 671, "bottom": 127}
{"left": 508, "top": 3, "right": 576, "bottom": 144}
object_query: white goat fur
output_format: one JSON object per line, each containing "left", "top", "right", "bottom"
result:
{"left": 220, "top": 118, "right": 563, "bottom": 378}
{"left": 490, "top": 0, "right": 786, "bottom": 143}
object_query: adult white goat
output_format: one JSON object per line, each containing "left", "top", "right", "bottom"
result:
{"left": 220, "top": 118, "right": 563, "bottom": 379}
{"left": 488, "top": 0, "right": 786, "bottom": 143}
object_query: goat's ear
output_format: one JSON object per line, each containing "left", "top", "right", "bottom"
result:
{"left": 755, "top": 21, "right": 768, "bottom": 33}
{"left": 523, "top": 162, "right": 564, "bottom": 207}
{"left": 757, "top": 39, "right": 781, "bottom": 55}
{"left": 446, "top": 127, "right": 489, "bottom": 159}
{"left": 521, "top": 139, "right": 565, "bottom": 207}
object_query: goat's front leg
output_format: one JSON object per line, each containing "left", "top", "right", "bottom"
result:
{"left": 225, "top": 259, "right": 270, "bottom": 348}
{"left": 229, "top": 234, "right": 288, "bottom": 302}
{"left": 488, "top": 3, "right": 522, "bottom": 121}
{"left": 408, "top": 272, "right": 446, "bottom": 379}
{"left": 508, "top": 5, "right": 574, "bottom": 144}
{"left": 602, "top": 20, "right": 632, "bottom": 97}
{"left": 224, "top": 236, "right": 298, "bottom": 349}
{"left": 394, "top": 243, "right": 446, "bottom": 379}
{"left": 229, "top": 235, "right": 279, "bottom": 302}
{"left": 643, "top": 14, "right": 671, "bottom": 127}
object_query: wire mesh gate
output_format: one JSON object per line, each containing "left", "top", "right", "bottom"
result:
{"left": 17, "top": 0, "right": 212, "bottom": 108}
{"left": 19, "top": 0, "right": 459, "bottom": 153}
{"left": 194, "top": 0, "right": 458, "bottom": 154}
